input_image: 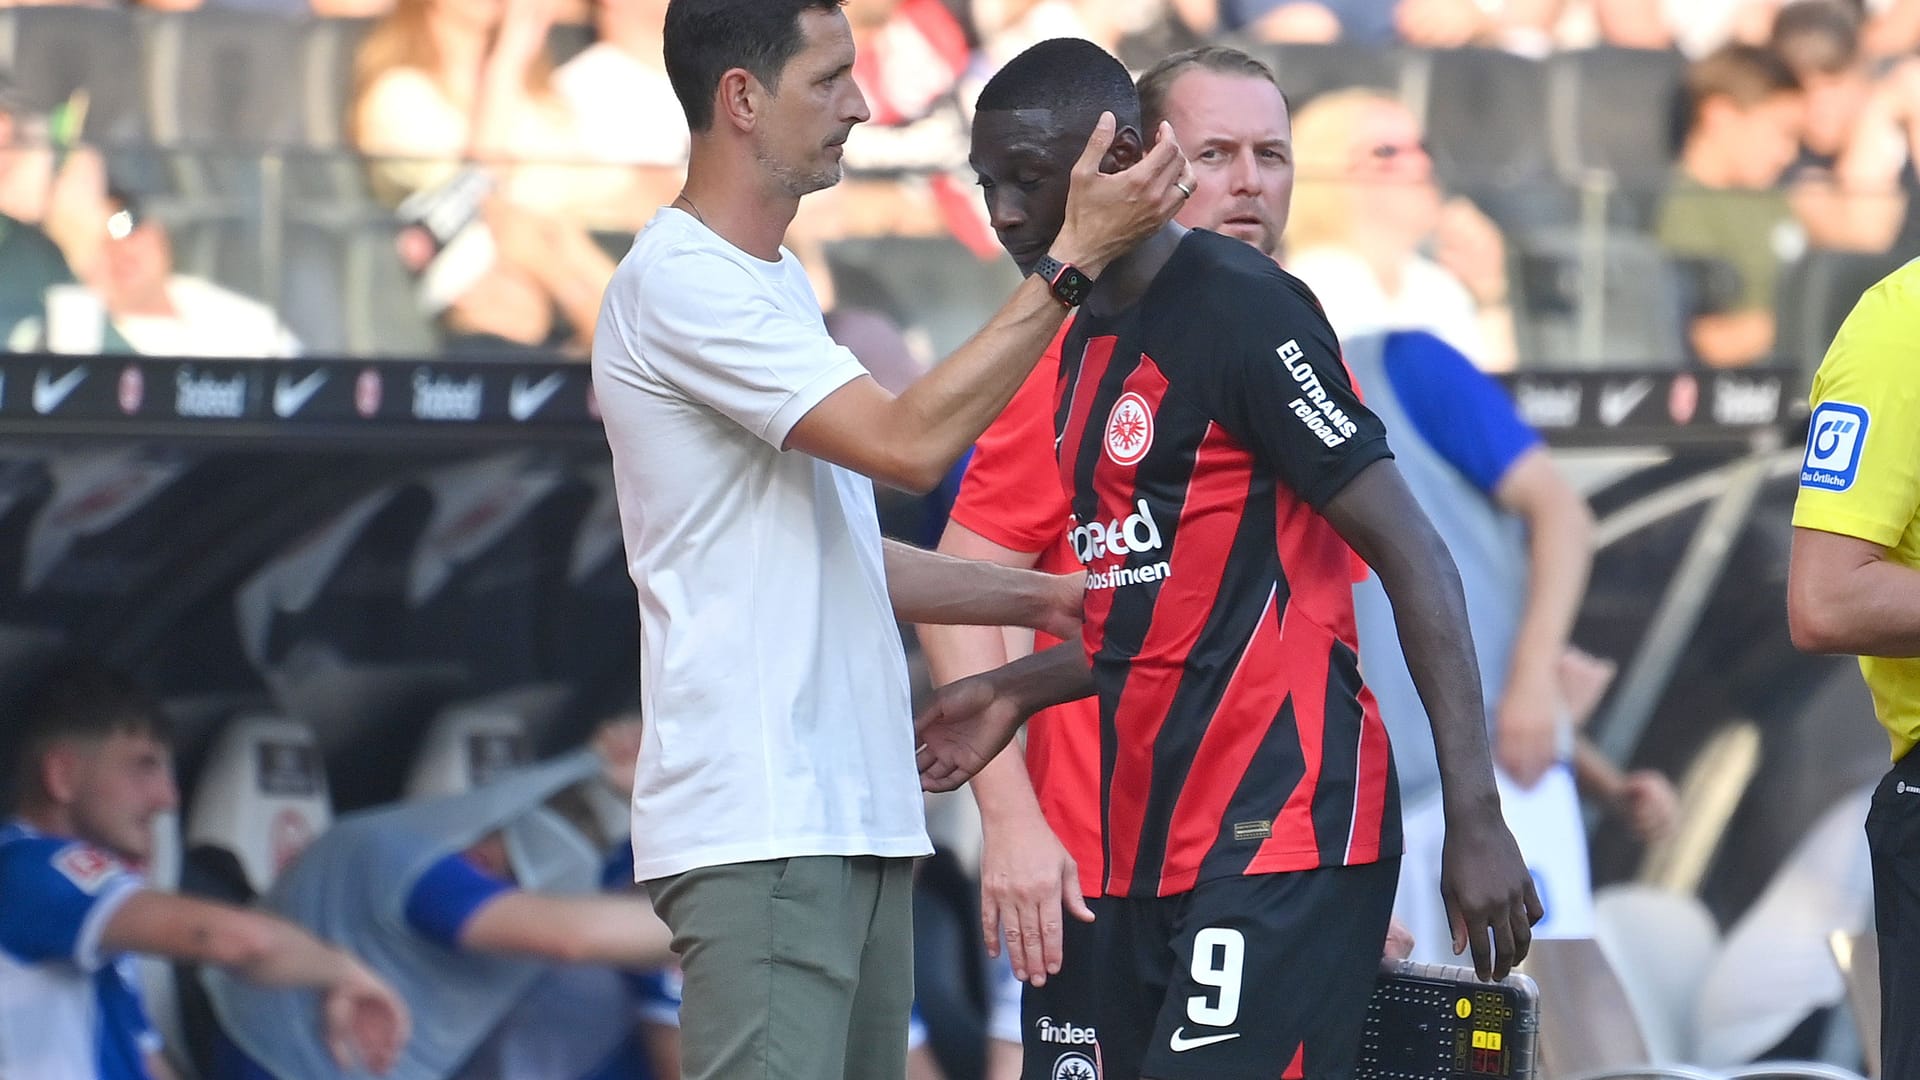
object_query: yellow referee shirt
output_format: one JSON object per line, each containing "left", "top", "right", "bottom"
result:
{"left": 1793, "top": 258, "right": 1920, "bottom": 761}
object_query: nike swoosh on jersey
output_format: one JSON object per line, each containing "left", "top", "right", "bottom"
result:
{"left": 1168, "top": 1027, "right": 1242, "bottom": 1052}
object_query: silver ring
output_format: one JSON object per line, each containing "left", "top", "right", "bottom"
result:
{"left": 1175, "top": 180, "right": 1194, "bottom": 199}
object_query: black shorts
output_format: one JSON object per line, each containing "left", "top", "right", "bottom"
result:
{"left": 1083, "top": 860, "right": 1399, "bottom": 1080}
{"left": 1019, "top": 913, "right": 1106, "bottom": 1080}
{"left": 1867, "top": 750, "right": 1920, "bottom": 1080}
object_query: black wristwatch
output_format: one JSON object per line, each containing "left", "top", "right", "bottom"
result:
{"left": 1031, "top": 254, "right": 1094, "bottom": 308}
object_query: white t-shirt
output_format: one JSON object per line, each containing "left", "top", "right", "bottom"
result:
{"left": 112, "top": 276, "right": 300, "bottom": 358}
{"left": 592, "top": 207, "right": 930, "bottom": 881}
{"left": 1284, "top": 246, "right": 1491, "bottom": 368}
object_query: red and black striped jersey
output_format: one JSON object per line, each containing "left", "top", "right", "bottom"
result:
{"left": 1054, "top": 230, "right": 1401, "bottom": 898}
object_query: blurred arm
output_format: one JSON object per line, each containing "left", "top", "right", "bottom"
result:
{"left": 458, "top": 891, "right": 675, "bottom": 970}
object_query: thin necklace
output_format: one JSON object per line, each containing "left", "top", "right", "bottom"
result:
{"left": 675, "top": 192, "right": 707, "bottom": 225}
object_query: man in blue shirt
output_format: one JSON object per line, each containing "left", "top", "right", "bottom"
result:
{"left": 1345, "top": 331, "right": 1678, "bottom": 960}
{"left": 209, "top": 724, "right": 679, "bottom": 1080}
{"left": 0, "top": 659, "right": 409, "bottom": 1080}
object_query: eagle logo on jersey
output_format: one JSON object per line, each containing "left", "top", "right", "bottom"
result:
{"left": 1105, "top": 392, "right": 1153, "bottom": 466}
{"left": 1052, "top": 1052, "right": 1097, "bottom": 1080}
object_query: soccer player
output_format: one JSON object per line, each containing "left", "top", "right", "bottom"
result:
{"left": 916, "top": 38, "right": 1538, "bottom": 1079}
{"left": 0, "top": 659, "right": 408, "bottom": 1080}
{"left": 1787, "top": 259, "right": 1920, "bottom": 1079}
{"left": 591, "top": 2, "right": 1191, "bottom": 1077}
{"left": 918, "top": 44, "right": 1334, "bottom": 1077}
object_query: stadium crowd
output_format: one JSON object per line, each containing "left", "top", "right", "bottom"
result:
{"left": 0, "top": 1, "right": 1908, "bottom": 1079}
{"left": 0, "top": 0, "right": 1911, "bottom": 367}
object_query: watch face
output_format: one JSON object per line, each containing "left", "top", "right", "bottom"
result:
{"left": 1055, "top": 266, "right": 1094, "bottom": 306}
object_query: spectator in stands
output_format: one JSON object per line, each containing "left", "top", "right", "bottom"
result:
{"left": 1656, "top": 44, "right": 1808, "bottom": 366}
{"left": 1773, "top": 1, "right": 1905, "bottom": 252}
{"left": 1781, "top": 2, "right": 1920, "bottom": 253}
{"left": 1589, "top": 0, "right": 1683, "bottom": 48}
{"left": 0, "top": 659, "right": 409, "bottom": 1080}
{"left": 1285, "top": 89, "right": 1520, "bottom": 371}
{"left": 1178, "top": 0, "right": 1371, "bottom": 42}
{"left": 206, "top": 720, "right": 677, "bottom": 1080}
{"left": 1395, "top": 0, "right": 1529, "bottom": 49}
{"left": 554, "top": 0, "right": 688, "bottom": 173}
{"left": 352, "top": 0, "right": 620, "bottom": 355}
{"left": 1832, "top": 55, "right": 1920, "bottom": 251}
{"left": 1861, "top": 0, "right": 1920, "bottom": 55}
{"left": 973, "top": 0, "right": 1122, "bottom": 65}
{"left": 97, "top": 190, "right": 301, "bottom": 358}
{"left": 0, "top": 211, "right": 86, "bottom": 352}
{"left": 0, "top": 75, "right": 114, "bottom": 293}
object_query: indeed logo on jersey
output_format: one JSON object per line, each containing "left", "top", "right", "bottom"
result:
{"left": 1801, "top": 401, "right": 1869, "bottom": 492}
{"left": 1035, "top": 1017, "right": 1099, "bottom": 1046}
{"left": 1279, "top": 340, "right": 1359, "bottom": 448}
{"left": 1070, "top": 500, "right": 1173, "bottom": 590}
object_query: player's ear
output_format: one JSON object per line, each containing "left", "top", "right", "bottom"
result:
{"left": 1103, "top": 126, "right": 1145, "bottom": 173}
{"left": 40, "top": 744, "right": 81, "bottom": 805}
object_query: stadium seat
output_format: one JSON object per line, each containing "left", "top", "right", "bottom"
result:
{"left": 1521, "top": 938, "right": 1706, "bottom": 1079}
{"left": 185, "top": 714, "right": 333, "bottom": 897}
{"left": 171, "top": 715, "right": 333, "bottom": 1077}
{"left": 0, "top": 8, "right": 149, "bottom": 145}
{"left": 1545, "top": 47, "right": 1687, "bottom": 229}
{"left": 1593, "top": 885, "right": 1721, "bottom": 1062}
{"left": 298, "top": 17, "right": 374, "bottom": 151}
{"left": 1511, "top": 227, "right": 1689, "bottom": 367}
{"left": 161, "top": 204, "right": 274, "bottom": 308}
{"left": 824, "top": 236, "right": 1021, "bottom": 361}
{"left": 139, "top": 12, "right": 309, "bottom": 154}
{"left": 290, "top": 18, "right": 381, "bottom": 205}
{"left": 1774, "top": 249, "right": 1913, "bottom": 381}
{"left": 1411, "top": 49, "right": 1554, "bottom": 209}
{"left": 274, "top": 213, "right": 439, "bottom": 355}
{"left": 405, "top": 701, "right": 534, "bottom": 800}
{"left": 1238, "top": 40, "right": 1412, "bottom": 106}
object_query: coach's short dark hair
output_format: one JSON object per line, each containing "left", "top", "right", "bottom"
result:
{"left": 6, "top": 659, "right": 169, "bottom": 807}
{"left": 975, "top": 38, "right": 1142, "bottom": 134}
{"left": 1136, "top": 46, "right": 1286, "bottom": 133}
{"left": 663, "top": 0, "right": 846, "bottom": 133}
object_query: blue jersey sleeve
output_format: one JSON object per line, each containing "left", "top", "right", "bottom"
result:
{"left": 403, "top": 852, "right": 514, "bottom": 948}
{"left": 1379, "top": 332, "right": 1542, "bottom": 495}
{"left": 0, "top": 836, "right": 141, "bottom": 970}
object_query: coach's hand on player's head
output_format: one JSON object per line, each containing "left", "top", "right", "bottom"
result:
{"left": 1049, "top": 112, "right": 1194, "bottom": 279}
{"left": 323, "top": 958, "right": 411, "bottom": 1075}
{"left": 915, "top": 673, "right": 1027, "bottom": 792}
{"left": 1439, "top": 807, "right": 1542, "bottom": 981}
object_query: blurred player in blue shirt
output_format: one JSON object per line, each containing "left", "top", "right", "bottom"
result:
{"left": 1347, "top": 331, "right": 1678, "bottom": 960}
{"left": 0, "top": 659, "right": 408, "bottom": 1080}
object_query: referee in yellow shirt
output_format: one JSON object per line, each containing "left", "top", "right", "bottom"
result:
{"left": 1788, "top": 258, "right": 1920, "bottom": 1078}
